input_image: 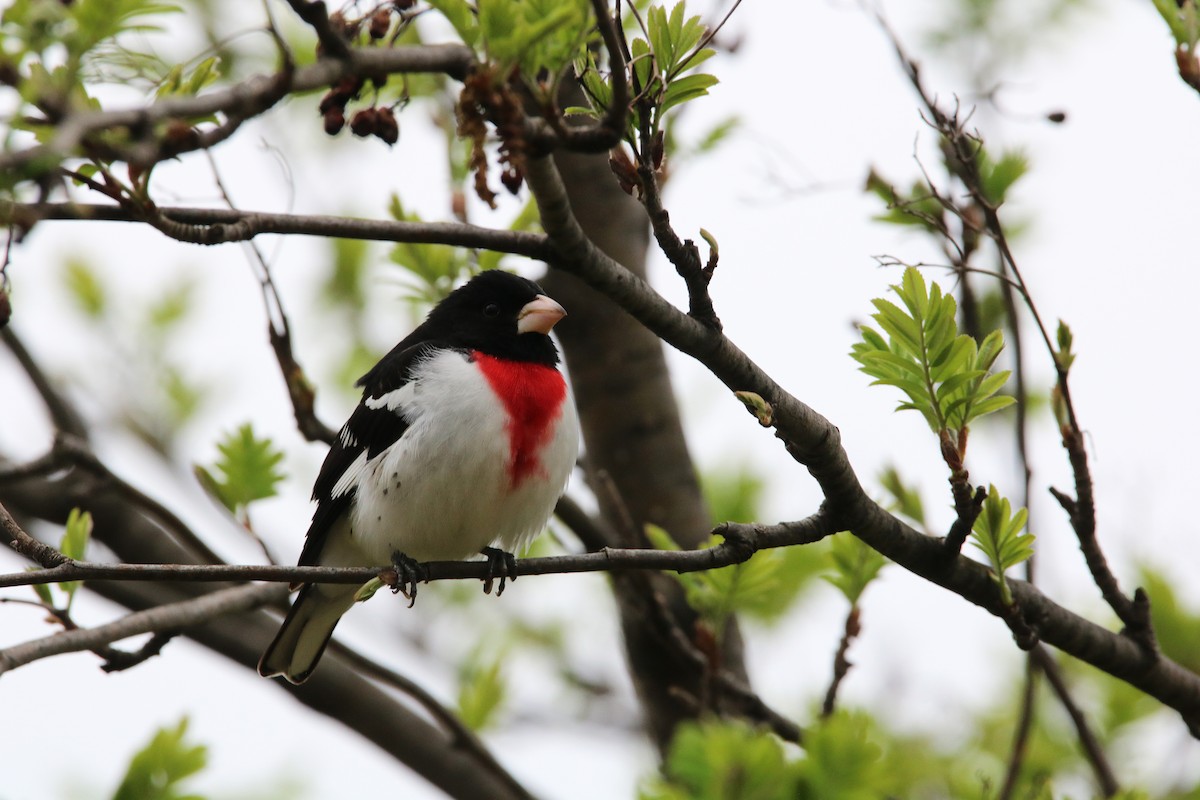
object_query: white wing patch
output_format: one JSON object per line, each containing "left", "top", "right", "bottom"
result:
{"left": 330, "top": 451, "right": 368, "bottom": 499}
{"left": 365, "top": 383, "right": 416, "bottom": 412}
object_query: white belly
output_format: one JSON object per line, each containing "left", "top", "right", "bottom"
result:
{"left": 347, "top": 349, "right": 578, "bottom": 563}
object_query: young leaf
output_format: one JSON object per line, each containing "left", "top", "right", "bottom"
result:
{"left": 878, "top": 466, "right": 925, "bottom": 525}
{"left": 647, "top": 719, "right": 796, "bottom": 800}
{"left": 457, "top": 649, "right": 508, "bottom": 731}
{"left": 59, "top": 507, "right": 93, "bottom": 606}
{"left": 111, "top": 717, "right": 207, "bottom": 800}
{"left": 196, "top": 423, "right": 286, "bottom": 513}
{"left": 824, "top": 532, "right": 886, "bottom": 606}
{"left": 970, "top": 486, "right": 1034, "bottom": 606}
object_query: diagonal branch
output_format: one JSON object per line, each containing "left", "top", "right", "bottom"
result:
{"left": 0, "top": 583, "right": 284, "bottom": 675}
{"left": 519, "top": 151, "right": 1200, "bottom": 737}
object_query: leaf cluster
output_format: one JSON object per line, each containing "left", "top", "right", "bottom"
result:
{"left": 643, "top": 713, "right": 908, "bottom": 800}
{"left": 646, "top": 524, "right": 816, "bottom": 634}
{"left": 426, "top": 0, "right": 594, "bottom": 96}
{"left": 969, "top": 485, "right": 1034, "bottom": 606}
{"left": 851, "top": 267, "right": 1014, "bottom": 446}
{"left": 575, "top": 1, "right": 718, "bottom": 143}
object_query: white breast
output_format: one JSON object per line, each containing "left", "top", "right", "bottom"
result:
{"left": 348, "top": 349, "right": 578, "bottom": 563}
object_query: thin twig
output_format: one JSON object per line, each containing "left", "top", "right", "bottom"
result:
{"left": 0, "top": 503, "right": 835, "bottom": 588}
{"left": 1031, "top": 646, "right": 1120, "bottom": 796}
{"left": 820, "top": 605, "right": 861, "bottom": 718}
{"left": 330, "top": 645, "right": 537, "bottom": 800}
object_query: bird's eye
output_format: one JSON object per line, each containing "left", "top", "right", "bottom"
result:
{"left": 483, "top": 303, "right": 500, "bottom": 318}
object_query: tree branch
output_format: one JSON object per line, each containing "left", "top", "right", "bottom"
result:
{"left": 0, "top": 583, "right": 284, "bottom": 676}
{"left": 1, "top": 512, "right": 835, "bottom": 589}
{"left": 1, "top": 202, "right": 551, "bottom": 257}
{"left": 0, "top": 45, "right": 474, "bottom": 176}
{"left": 519, "top": 151, "right": 1200, "bottom": 737}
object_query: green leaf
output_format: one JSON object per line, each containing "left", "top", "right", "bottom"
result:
{"left": 648, "top": 719, "right": 796, "bottom": 800}
{"left": 63, "top": 258, "right": 107, "bottom": 318}
{"left": 28, "top": 567, "right": 56, "bottom": 606}
{"left": 660, "top": 71, "right": 718, "bottom": 115}
{"left": 111, "top": 717, "right": 207, "bottom": 800}
{"left": 145, "top": 279, "right": 194, "bottom": 331}
{"left": 1054, "top": 318, "right": 1076, "bottom": 373}
{"left": 457, "top": 649, "right": 508, "bottom": 731}
{"left": 878, "top": 466, "right": 925, "bottom": 525}
{"left": 58, "top": 507, "right": 93, "bottom": 605}
{"left": 196, "top": 423, "right": 286, "bottom": 513}
{"left": 649, "top": 524, "right": 804, "bottom": 628}
{"left": 824, "top": 532, "right": 886, "bottom": 605}
{"left": 970, "top": 486, "right": 1034, "bottom": 606}
{"left": 869, "top": 298, "right": 922, "bottom": 356}
{"left": 426, "top": 0, "right": 480, "bottom": 47}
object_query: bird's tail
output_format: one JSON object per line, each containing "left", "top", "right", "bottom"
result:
{"left": 258, "top": 583, "right": 358, "bottom": 684}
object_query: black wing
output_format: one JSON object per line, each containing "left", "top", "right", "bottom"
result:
{"left": 296, "top": 341, "right": 442, "bottom": 567}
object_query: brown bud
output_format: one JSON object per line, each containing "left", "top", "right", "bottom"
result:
{"left": 500, "top": 167, "right": 523, "bottom": 195}
{"left": 651, "top": 130, "right": 665, "bottom": 170}
{"left": 450, "top": 190, "right": 467, "bottom": 221}
{"left": 375, "top": 107, "right": 399, "bottom": 145}
{"left": 369, "top": 9, "right": 391, "bottom": 39}
{"left": 319, "top": 89, "right": 345, "bottom": 115}
{"left": 350, "top": 108, "right": 378, "bottom": 137}
{"left": 324, "top": 109, "right": 345, "bottom": 135}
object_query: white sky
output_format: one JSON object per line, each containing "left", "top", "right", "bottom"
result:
{"left": 3, "top": 0, "right": 1200, "bottom": 797}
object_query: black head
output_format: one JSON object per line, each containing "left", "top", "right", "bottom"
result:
{"left": 417, "top": 270, "right": 564, "bottom": 365}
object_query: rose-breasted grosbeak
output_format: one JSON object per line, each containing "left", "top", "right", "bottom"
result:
{"left": 259, "top": 270, "right": 580, "bottom": 684}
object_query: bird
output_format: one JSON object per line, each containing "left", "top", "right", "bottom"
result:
{"left": 259, "top": 270, "right": 580, "bottom": 684}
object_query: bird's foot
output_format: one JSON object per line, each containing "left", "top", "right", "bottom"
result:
{"left": 480, "top": 547, "right": 517, "bottom": 596}
{"left": 385, "top": 551, "right": 426, "bottom": 608}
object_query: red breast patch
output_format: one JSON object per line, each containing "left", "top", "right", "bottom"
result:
{"left": 473, "top": 352, "right": 567, "bottom": 486}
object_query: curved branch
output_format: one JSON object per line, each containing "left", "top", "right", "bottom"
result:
{"left": 1, "top": 202, "right": 551, "bottom": 257}
{"left": 519, "top": 152, "right": 1200, "bottom": 737}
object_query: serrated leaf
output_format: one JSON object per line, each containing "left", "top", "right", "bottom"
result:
{"left": 870, "top": 299, "right": 922, "bottom": 356}
{"left": 879, "top": 466, "right": 925, "bottom": 525}
{"left": 824, "top": 532, "right": 885, "bottom": 605}
{"left": 970, "top": 486, "right": 1034, "bottom": 605}
{"left": 111, "top": 717, "right": 207, "bottom": 800}
{"left": 197, "top": 423, "right": 286, "bottom": 513}
{"left": 660, "top": 71, "right": 718, "bottom": 115}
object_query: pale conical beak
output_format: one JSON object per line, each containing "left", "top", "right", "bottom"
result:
{"left": 517, "top": 294, "right": 566, "bottom": 334}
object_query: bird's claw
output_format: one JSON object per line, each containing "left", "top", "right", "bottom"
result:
{"left": 386, "top": 551, "right": 426, "bottom": 607}
{"left": 480, "top": 547, "right": 517, "bottom": 596}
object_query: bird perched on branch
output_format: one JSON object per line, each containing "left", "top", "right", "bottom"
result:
{"left": 259, "top": 270, "right": 579, "bottom": 684}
